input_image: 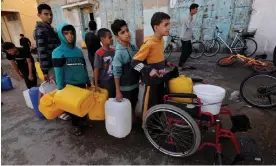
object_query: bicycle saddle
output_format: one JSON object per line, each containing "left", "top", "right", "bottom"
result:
{"left": 233, "top": 29, "right": 242, "bottom": 33}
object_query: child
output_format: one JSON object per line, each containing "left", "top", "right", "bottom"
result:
{"left": 52, "top": 24, "right": 91, "bottom": 136}
{"left": 111, "top": 19, "right": 140, "bottom": 122}
{"left": 2, "top": 42, "right": 37, "bottom": 89}
{"left": 94, "top": 28, "right": 116, "bottom": 98}
{"left": 131, "top": 12, "right": 171, "bottom": 115}
{"left": 85, "top": 21, "right": 101, "bottom": 70}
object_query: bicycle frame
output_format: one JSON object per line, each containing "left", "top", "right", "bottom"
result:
{"left": 213, "top": 28, "right": 244, "bottom": 54}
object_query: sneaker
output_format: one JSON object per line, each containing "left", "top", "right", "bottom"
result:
{"left": 58, "top": 113, "right": 71, "bottom": 121}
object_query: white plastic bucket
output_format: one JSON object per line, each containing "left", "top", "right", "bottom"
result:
{"left": 39, "top": 80, "right": 57, "bottom": 96}
{"left": 193, "top": 84, "right": 226, "bottom": 115}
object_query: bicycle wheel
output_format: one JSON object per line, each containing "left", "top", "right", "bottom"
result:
{"left": 240, "top": 74, "right": 276, "bottom": 109}
{"left": 164, "top": 44, "right": 173, "bottom": 60}
{"left": 217, "top": 56, "right": 238, "bottom": 67}
{"left": 204, "top": 40, "right": 220, "bottom": 57}
{"left": 190, "top": 41, "right": 205, "bottom": 59}
{"left": 252, "top": 61, "right": 276, "bottom": 74}
{"left": 143, "top": 104, "right": 201, "bottom": 157}
{"left": 234, "top": 38, "right": 257, "bottom": 57}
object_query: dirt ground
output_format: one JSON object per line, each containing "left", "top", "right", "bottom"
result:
{"left": 1, "top": 51, "right": 276, "bottom": 165}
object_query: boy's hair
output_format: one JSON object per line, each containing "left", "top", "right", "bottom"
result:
{"left": 88, "top": 20, "right": 97, "bottom": 31}
{"left": 37, "top": 4, "right": 51, "bottom": 14}
{"left": 62, "top": 25, "right": 75, "bottom": 32}
{"left": 2, "top": 42, "right": 15, "bottom": 50}
{"left": 20, "top": 34, "right": 24, "bottom": 37}
{"left": 190, "top": 3, "right": 199, "bottom": 11}
{"left": 97, "top": 28, "right": 111, "bottom": 39}
{"left": 111, "top": 19, "right": 127, "bottom": 36}
{"left": 151, "top": 12, "right": 170, "bottom": 31}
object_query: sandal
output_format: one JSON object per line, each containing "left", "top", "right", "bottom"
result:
{"left": 72, "top": 127, "right": 83, "bottom": 136}
{"left": 59, "top": 113, "right": 71, "bottom": 121}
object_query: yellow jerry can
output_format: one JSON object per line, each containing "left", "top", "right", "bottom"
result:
{"left": 39, "top": 90, "right": 64, "bottom": 120}
{"left": 54, "top": 85, "right": 95, "bottom": 117}
{"left": 168, "top": 75, "right": 193, "bottom": 103}
{"left": 35, "top": 62, "right": 44, "bottom": 81}
{"left": 87, "top": 87, "right": 108, "bottom": 120}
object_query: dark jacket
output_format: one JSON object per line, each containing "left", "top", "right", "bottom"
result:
{"left": 33, "top": 21, "right": 60, "bottom": 74}
{"left": 85, "top": 31, "right": 101, "bottom": 56}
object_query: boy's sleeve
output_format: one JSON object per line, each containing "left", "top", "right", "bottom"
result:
{"left": 52, "top": 50, "right": 65, "bottom": 90}
{"left": 94, "top": 52, "right": 103, "bottom": 69}
{"left": 34, "top": 29, "right": 50, "bottom": 75}
{"left": 131, "top": 42, "right": 151, "bottom": 73}
{"left": 112, "top": 51, "right": 123, "bottom": 78}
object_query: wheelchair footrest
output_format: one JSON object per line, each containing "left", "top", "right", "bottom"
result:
{"left": 231, "top": 115, "right": 252, "bottom": 133}
{"left": 231, "top": 136, "right": 262, "bottom": 164}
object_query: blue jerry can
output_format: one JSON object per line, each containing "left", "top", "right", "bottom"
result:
{"left": 1, "top": 74, "right": 13, "bottom": 90}
{"left": 29, "top": 87, "right": 44, "bottom": 119}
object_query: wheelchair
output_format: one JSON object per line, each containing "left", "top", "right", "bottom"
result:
{"left": 142, "top": 67, "right": 262, "bottom": 165}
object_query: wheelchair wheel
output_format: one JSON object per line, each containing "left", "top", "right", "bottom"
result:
{"left": 143, "top": 104, "right": 201, "bottom": 157}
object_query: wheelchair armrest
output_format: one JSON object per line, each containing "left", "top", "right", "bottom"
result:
{"left": 167, "top": 93, "right": 197, "bottom": 98}
{"left": 191, "top": 78, "right": 203, "bottom": 83}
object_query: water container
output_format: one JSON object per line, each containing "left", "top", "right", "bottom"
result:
{"left": 35, "top": 62, "right": 44, "bottom": 81}
{"left": 169, "top": 75, "right": 193, "bottom": 103}
{"left": 88, "top": 87, "right": 108, "bottom": 120}
{"left": 193, "top": 84, "right": 226, "bottom": 115}
{"left": 29, "top": 87, "right": 45, "bottom": 118}
{"left": 23, "top": 89, "right": 34, "bottom": 109}
{"left": 105, "top": 98, "right": 132, "bottom": 138}
{"left": 54, "top": 85, "right": 95, "bottom": 117}
{"left": 1, "top": 75, "right": 13, "bottom": 90}
{"left": 39, "top": 90, "right": 64, "bottom": 120}
{"left": 39, "top": 81, "right": 57, "bottom": 99}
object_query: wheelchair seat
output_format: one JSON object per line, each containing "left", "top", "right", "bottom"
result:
{"left": 165, "top": 100, "right": 200, "bottom": 118}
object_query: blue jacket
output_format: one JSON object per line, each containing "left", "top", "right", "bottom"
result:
{"left": 52, "top": 23, "right": 90, "bottom": 90}
{"left": 112, "top": 43, "right": 139, "bottom": 91}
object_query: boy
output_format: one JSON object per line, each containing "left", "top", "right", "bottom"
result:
{"left": 19, "top": 34, "right": 31, "bottom": 52}
{"left": 34, "top": 4, "right": 60, "bottom": 82}
{"left": 131, "top": 12, "right": 171, "bottom": 116}
{"left": 111, "top": 19, "right": 140, "bottom": 122}
{"left": 179, "top": 3, "right": 198, "bottom": 69}
{"left": 94, "top": 28, "right": 116, "bottom": 98}
{"left": 2, "top": 42, "right": 37, "bottom": 89}
{"left": 85, "top": 20, "right": 101, "bottom": 70}
{"left": 52, "top": 24, "right": 91, "bottom": 136}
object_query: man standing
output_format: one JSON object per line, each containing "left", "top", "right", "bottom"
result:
{"left": 179, "top": 3, "right": 198, "bottom": 69}
{"left": 3, "top": 42, "right": 37, "bottom": 89}
{"left": 85, "top": 20, "right": 101, "bottom": 70}
{"left": 19, "top": 34, "right": 31, "bottom": 52}
{"left": 33, "top": 4, "right": 60, "bottom": 82}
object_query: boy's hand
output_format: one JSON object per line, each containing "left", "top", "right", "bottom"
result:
{"left": 44, "top": 74, "right": 50, "bottom": 82}
{"left": 149, "top": 69, "right": 159, "bottom": 77}
{"left": 94, "top": 86, "right": 100, "bottom": 92}
{"left": 28, "top": 75, "right": 34, "bottom": 81}
{"left": 116, "top": 91, "right": 123, "bottom": 102}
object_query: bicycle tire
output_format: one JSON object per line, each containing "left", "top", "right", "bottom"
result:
{"left": 143, "top": 104, "right": 201, "bottom": 157}
{"left": 252, "top": 61, "right": 276, "bottom": 74}
{"left": 234, "top": 38, "right": 257, "bottom": 57}
{"left": 217, "top": 56, "right": 238, "bottom": 67}
{"left": 204, "top": 40, "right": 220, "bottom": 57}
{"left": 164, "top": 44, "right": 173, "bottom": 60}
{"left": 190, "top": 41, "right": 205, "bottom": 59}
{"left": 240, "top": 74, "right": 276, "bottom": 109}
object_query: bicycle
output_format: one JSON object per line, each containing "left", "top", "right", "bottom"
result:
{"left": 142, "top": 66, "right": 262, "bottom": 164}
{"left": 164, "top": 35, "right": 205, "bottom": 60}
{"left": 204, "top": 26, "right": 257, "bottom": 57}
{"left": 217, "top": 54, "right": 276, "bottom": 74}
{"left": 240, "top": 73, "right": 276, "bottom": 109}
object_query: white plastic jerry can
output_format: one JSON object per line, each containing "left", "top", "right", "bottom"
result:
{"left": 23, "top": 89, "right": 34, "bottom": 109}
{"left": 105, "top": 98, "right": 132, "bottom": 138}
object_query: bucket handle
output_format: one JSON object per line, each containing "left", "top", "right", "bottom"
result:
{"left": 40, "top": 79, "right": 56, "bottom": 93}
